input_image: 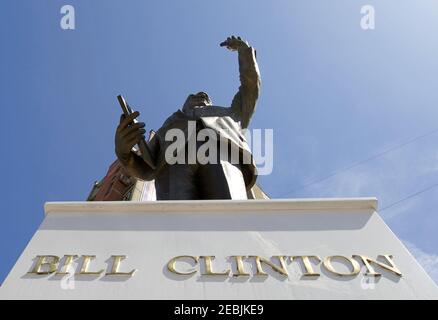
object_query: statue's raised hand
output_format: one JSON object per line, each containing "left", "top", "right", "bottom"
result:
{"left": 220, "top": 35, "right": 250, "bottom": 51}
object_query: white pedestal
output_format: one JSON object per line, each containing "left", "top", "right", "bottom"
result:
{"left": 1, "top": 198, "right": 437, "bottom": 299}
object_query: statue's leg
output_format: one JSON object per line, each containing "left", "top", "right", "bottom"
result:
{"left": 197, "top": 162, "right": 231, "bottom": 199}
{"left": 220, "top": 161, "right": 248, "bottom": 200}
{"left": 197, "top": 161, "right": 247, "bottom": 200}
{"left": 155, "top": 164, "right": 199, "bottom": 200}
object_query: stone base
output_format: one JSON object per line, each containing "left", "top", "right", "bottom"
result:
{"left": 1, "top": 198, "right": 437, "bottom": 299}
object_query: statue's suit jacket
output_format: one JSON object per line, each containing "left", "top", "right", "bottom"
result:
{"left": 146, "top": 46, "right": 261, "bottom": 190}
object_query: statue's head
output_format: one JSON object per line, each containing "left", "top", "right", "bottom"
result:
{"left": 182, "top": 91, "right": 212, "bottom": 112}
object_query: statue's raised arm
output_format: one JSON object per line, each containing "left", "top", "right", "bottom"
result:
{"left": 220, "top": 36, "right": 261, "bottom": 129}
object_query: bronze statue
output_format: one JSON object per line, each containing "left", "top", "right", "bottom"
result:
{"left": 115, "top": 36, "right": 261, "bottom": 200}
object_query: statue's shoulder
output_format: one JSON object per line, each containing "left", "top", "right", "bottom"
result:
{"left": 157, "top": 110, "right": 186, "bottom": 133}
{"left": 210, "top": 105, "right": 229, "bottom": 113}
{"left": 204, "top": 105, "right": 240, "bottom": 122}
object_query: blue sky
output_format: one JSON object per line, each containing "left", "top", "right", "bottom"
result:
{"left": 1, "top": 0, "right": 438, "bottom": 284}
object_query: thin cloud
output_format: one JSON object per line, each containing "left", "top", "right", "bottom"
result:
{"left": 403, "top": 240, "right": 438, "bottom": 285}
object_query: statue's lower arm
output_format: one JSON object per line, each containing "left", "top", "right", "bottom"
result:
{"left": 221, "top": 36, "right": 261, "bottom": 129}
